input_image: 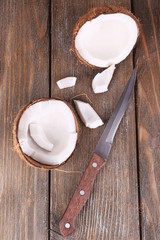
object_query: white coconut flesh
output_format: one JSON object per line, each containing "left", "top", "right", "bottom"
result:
{"left": 92, "top": 65, "right": 116, "bottom": 93}
{"left": 29, "top": 123, "right": 54, "bottom": 152}
{"left": 57, "top": 77, "right": 77, "bottom": 89}
{"left": 74, "top": 100, "right": 103, "bottom": 129}
{"left": 17, "top": 100, "right": 78, "bottom": 165}
{"left": 75, "top": 13, "right": 138, "bottom": 67}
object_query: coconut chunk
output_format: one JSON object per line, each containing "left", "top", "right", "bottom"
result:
{"left": 29, "top": 123, "right": 54, "bottom": 151}
{"left": 57, "top": 77, "right": 77, "bottom": 89}
{"left": 73, "top": 6, "right": 140, "bottom": 68}
{"left": 74, "top": 100, "right": 103, "bottom": 129}
{"left": 17, "top": 100, "right": 78, "bottom": 165}
{"left": 92, "top": 65, "right": 116, "bottom": 93}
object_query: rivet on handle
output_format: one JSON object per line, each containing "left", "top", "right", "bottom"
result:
{"left": 80, "top": 190, "right": 85, "bottom": 196}
{"left": 92, "top": 162, "right": 97, "bottom": 168}
{"left": 65, "top": 223, "right": 71, "bottom": 229}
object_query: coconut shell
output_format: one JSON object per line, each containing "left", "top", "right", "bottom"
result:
{"left": 72, "top": 5, "right": 141, "bottom": 68}
{"left": 13, "top": 98, "right": 80, "bottom": 170}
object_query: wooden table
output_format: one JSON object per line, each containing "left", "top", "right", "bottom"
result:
{"left": 0, "top": 0, "right": 159, "bottom": 239}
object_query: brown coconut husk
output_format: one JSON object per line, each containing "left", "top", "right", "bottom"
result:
{"left": 13, "top": 98, "right": 80, "bottom": 170}
{"left": 72, "top": 5, "right": 141, "bottom": 68}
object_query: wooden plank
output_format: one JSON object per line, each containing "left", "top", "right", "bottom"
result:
{"left": 133, "top": 0, "right": 160, "bottom": 239}
{"left": 50, "top": 0, "right": 140, "bottom": 239}
{"left": 0, "top": 1, "right": 50, "bottom": 239}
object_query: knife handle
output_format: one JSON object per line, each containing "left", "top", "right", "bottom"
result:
{"left": 59, "top": 153, "right": 106, "bottom": 237}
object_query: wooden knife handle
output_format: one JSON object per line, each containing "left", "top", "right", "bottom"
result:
{"left": 59, "top": 153, "right": 106, "bottom": 237}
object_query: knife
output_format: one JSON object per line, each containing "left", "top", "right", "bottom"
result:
{"left": 59, "top": 69, "right": 137, "bottom": 237}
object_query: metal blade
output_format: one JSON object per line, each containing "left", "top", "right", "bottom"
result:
{"left": 94, "top": 68, "right": 137, "bottom": 160}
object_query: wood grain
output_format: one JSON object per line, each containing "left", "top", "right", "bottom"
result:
{"left": 2, "top": 0, "right": 159, "bottom": 239}
{"left": 133, "top": 0, "right": 160, "bottom": 239}
{"left": 0, "top": 1, "right": 50, "bottom": 239}
{"left": 50, "top": 0, "right": 140, "bottom": 239}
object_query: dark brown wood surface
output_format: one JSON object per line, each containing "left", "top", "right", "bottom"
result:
{"left": 0, "top": 1, "right": 50, "bottom": 239}
{"left": 0, "top": 0, "right": 159, "bottom": 240}
{"left": 50, "top": 1, "right": 139, "bottom": 240}
{"left": 133, "top": 0, "right": 160, "bottom": 239}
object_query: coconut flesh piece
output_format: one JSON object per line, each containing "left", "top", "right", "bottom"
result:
{"left": 57, "top": 77, "right": 77, "bottom": 89}
{"left": 29, "top": 123, "right": 54, "bottom": 152}
{"left": 17, "top": 100, "right": 78, "bottom": 165}
{"left": 92, "top": 65, "right": 116, "bottom": 93}
{"left": 75, "top": 13, "right": 139, "bottom": 68}
{"left": 74, "top": 100, "right": 103, "bottom": 129}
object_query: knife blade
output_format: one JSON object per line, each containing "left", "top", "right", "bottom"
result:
{"left": 59, "top": 69, "right": 137, "bottom": 237}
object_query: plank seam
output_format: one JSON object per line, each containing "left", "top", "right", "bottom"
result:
{"left": 49, "top": 0, "right": 52, "bottom": 99}
{"left": 134, "top": 63, "right": 142, "bottom": 240}
{"left": 48, "top": 0, "right": 52, "bottom": 239}
{"left": 131, "top": 1, "right": 142, "bottom": 239}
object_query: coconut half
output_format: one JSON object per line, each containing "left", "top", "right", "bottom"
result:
{"left": 92, "top": 65, "right": 116, "bottom": 93}
{"left": 13, "top": 99, "right": 79, "bottom": 168}
{"left": 74, "top": 100, "right": 103, "bottom": 129}
{"left": 57, "top": 77, "right": 77, "bottom": 89}
{"left": 72, "top": 6, "right": 141, "bottom": 68}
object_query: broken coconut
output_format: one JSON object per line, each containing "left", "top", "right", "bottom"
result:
{"left": 57, "top": 77, "right": 77, "bottom": 89}
{"left": 72, "top": 6, "right": 141, "bottom": 68}
{"left": 92, "top": 65, "right": 116, "bottom": 93}
{"left": 13, "top": 99, "right": 79, "bottom": 169}
{"left": 74, "top": 100, "right": 103, "bottom": 129}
